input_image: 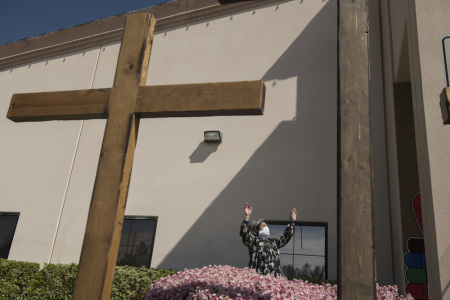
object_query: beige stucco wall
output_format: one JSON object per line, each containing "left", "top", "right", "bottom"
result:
{"left": 130, "top": 0, "right": 340, "bottom": 278}
{"left": 380, "top": 0, "right": 450, "bottom": 297}
{"left": 0, "top": 46, "right": 103, "bottom": 264}
{"left": 412, "top": 0, "right": 450, "bottom": 298}
{"left": 379, "top": 0, "right": 412, "bottom": 293}
{"left": 0, "top": 0, "right": 393, "bottom": 283}
{"left": 48, "top": 42, "right": 119, "bottom": 264}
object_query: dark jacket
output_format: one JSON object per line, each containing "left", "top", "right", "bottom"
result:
{"left": 240, "top": 220, "right": 295, "bottom": 277}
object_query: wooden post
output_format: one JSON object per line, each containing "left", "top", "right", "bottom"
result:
{"left": 338, "top": 0, "right": 377, "bottom": 299}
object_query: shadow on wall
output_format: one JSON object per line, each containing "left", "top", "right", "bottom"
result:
{"left": 156, "top": 1, "right": 338, "bottom": 277}
{"left": 189, "top": 142, "right": 221, "bottom": 163}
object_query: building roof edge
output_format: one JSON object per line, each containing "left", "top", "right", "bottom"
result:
{"left": 0, "top": 0, "right": 282, "bottom": 71}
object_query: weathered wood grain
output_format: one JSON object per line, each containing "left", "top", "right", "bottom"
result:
{"left": 139, "top": 15, "right": 156, "bottom": 87}
{"left": 7, "top": 89, "right": 110, "bottom": 121}
{"left": 72, "top": 13, "right": 151, "bottom": 300}
{"left": 338, "top": 0, "right": 376, "bottom": 299}
{"left": 136, "top": 80, "right": 264, "bottom": 117}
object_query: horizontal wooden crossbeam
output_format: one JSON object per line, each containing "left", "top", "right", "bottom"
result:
{"left": 7, "top": 80, "right": 264, "bottom": 122}
{"left": 7, "top": 89, "right": 111, "bottom": 122}
{"left": 135, "top": 80, "right": 265, "bottom": 117}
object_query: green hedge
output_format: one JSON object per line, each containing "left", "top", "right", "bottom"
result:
{"left": 0, "top": 258, "right": 175, "bottom": 300}
{"left": 21, "top": 263, "right": 78, "bottom": 300}
{"left": 111, "top": 265, "right": 175, "bottom": 300}
{"left": 0, "top": 258, "right": 40, "bottom": 300}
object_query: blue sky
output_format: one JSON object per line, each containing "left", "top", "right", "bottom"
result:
{"left": 0, "top": 0, "right": 173, "bottom": 46}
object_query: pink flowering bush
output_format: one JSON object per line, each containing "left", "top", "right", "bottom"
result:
{"left": 142, "top": 265, "right": 412, "bottom": 300}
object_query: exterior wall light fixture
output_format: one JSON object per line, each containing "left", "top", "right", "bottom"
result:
{"left": 204, "top": 131, "right": 222, "bottom": 143}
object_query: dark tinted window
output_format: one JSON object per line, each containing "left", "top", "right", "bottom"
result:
{"left": 0, "top": 213, "right": 19, "bottom": 259}
{"left": 267, "top": 221, "right": 327, "bottom": 280}
{"left": 117, "top": 216, "right": 157, "bottom": 268}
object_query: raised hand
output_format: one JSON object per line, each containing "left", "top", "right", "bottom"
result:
{"left": 290, "top": 208, "right": 297, "bottom": 222}
{"left": 244, "top": 203, "right": 252, "bottom": 221}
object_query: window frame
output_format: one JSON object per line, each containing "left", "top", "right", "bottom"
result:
{"left": 266, "top": 220, "right": 328, "bottom": 279}
{"left": 117, "top": 215, "right": 158, "bottom": 268}
{"left": 0, "top": 212, "right": 20, "bottom": 259}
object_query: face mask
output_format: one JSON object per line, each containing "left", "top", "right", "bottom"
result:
{"left": 258, "top": 226, "right": 270, "bottom": 240}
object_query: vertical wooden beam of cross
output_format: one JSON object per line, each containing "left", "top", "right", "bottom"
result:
{"left": 7, "top": 13, "right": 264, "bottom": 300}
{"left": 338, "top": 0, "right": 376, "bottom": 299}
{"left": 71, "top": 14, "right": 152, "bottom": 300}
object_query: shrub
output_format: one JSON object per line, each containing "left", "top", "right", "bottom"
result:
{"left": 142, "top": 265, "right": 413, "bottom": 300}
{"left": 22, "top": 263, "right": 78, "bottom": 300}
{"left": 0, "top": 259, "right": 175, "bottom": 300}
{"left": 0, "top": 258, "right": 40, "bottom": 300}
{"left": 111, "top": 265, "right": 176, "bottom": 300}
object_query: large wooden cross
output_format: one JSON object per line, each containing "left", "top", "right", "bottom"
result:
{"left": 7, "top": 13, "right": 264, "bottom": 300}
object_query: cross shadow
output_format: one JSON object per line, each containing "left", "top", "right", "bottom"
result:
{"left": 156, "top": 0, "right": 338, "bottom": 278}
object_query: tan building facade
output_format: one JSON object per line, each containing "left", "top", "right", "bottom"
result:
{"left": 0, "top": 0, "right": 449, "bottom": 298}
